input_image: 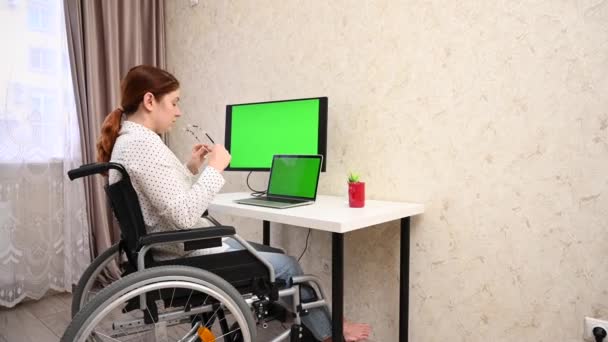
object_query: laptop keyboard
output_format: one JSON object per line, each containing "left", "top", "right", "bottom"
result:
{"left": 259, "top": 196, "right": 305, "bottom": 204}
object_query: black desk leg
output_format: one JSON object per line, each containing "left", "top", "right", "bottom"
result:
{"left": 400, "top": 217, "right": 410, "bottom": 342}
{"left": 263, "top": 220, "right": 270, "bottom": 246}
{"left": 332, "top": 233, "right": 344, "bottom": 342}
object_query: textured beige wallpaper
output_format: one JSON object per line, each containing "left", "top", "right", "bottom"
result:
{"left": 165, "top": 1, "right": 608, "bottom": 341}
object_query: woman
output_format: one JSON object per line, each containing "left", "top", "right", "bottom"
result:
{"left": 97, "top": 65, "right": 370, "bottom": 342}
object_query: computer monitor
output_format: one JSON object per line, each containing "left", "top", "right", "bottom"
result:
{"left": 224, "top": 97, "right": 327, "bottom": 171}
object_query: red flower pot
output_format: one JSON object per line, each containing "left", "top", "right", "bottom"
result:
{"left": 348, "top": 182, "right": 365, "bottom": 208}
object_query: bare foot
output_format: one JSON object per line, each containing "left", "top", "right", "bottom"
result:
{"left": 323, "top": 320, "right": 372, "bottom": 342}
{"left": 344, "top": 320, "right": 371, "bottom": 341}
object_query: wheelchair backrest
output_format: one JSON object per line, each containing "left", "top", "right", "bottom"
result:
{"left": 68, "top": 162, "right": 147, "bottom": 265}
{"left": 104, "top": 175, "right": 148, "bottom": 265}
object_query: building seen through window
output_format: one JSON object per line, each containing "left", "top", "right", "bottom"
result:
{"left": 27, "top": 0, "right": 55, "bottom": 32}
{"left": 0, "top": 0, "right": 75, "bottom": 162}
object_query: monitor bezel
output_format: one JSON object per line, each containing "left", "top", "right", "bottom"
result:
{"left": 224, "top": 96, "right": 328, "bottom": 172}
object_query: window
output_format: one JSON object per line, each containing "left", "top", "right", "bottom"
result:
{"left": 27, "top": 0, "right": 54, "bottom": 32}
{"left": 61, "top": 51, "right": 69, "bottom": 73}
{"left": 9, "top": 83, "right": 26, "bottom": 105}
{"left": 30, "top": 90, "right": 57, "bottom": 121}
{"left": 0, "top": 0, "right": 78, "bottom": 162}
{"left": 0, "top": 87, "right": 64, "bottom": 160}
{"left": 29, "top": 47, "right": 56, "bottom": 73}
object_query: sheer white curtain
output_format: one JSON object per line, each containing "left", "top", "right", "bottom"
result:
{"left": 0, "top": 0, "right": 90, "bottom": 307}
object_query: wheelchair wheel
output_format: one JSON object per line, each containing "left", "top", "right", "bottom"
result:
{"left": 62, "top": 266, "right": 256, "bottom": 342}
{"left": 71, "top": 242, "right": 125, "bottom": 317}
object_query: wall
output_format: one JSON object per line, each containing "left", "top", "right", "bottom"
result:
{"left": 165, "top": 1, "right": 608, "bottom": 340}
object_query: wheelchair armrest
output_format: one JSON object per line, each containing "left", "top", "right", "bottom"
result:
{"left": 138, "top": 226, "right": 236, "bottom": 247}
{"left": 67, "top": 162, "right": 130, "bottom": 180}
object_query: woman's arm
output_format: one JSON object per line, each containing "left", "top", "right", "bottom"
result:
{"left": 126, "top": 139, "right": 225, "bottom": 229}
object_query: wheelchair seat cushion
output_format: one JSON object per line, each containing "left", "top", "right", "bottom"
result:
{"left": 149, "top": 250, "right": 271, "bottom": 294}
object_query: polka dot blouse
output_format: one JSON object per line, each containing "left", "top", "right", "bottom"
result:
{"left": 108, "top": 120, "right": 226, "bottom": 257}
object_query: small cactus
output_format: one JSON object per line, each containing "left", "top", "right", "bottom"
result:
{"left": 348, "top": 172, "right": 360, "bottom": 183}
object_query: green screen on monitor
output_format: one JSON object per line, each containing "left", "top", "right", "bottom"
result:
{"left": 225, "top": 97, "right": 327, "bottom": 171}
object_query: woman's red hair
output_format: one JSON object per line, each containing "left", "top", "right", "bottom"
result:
{"left": 96, "top": 65, "right": 180, "bottom": 163}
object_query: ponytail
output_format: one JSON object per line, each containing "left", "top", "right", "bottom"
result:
{"left": 96, "top": 108, "right": 123, "bottom": 163}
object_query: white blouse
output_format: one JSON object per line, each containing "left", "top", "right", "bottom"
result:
{"left": 109, "top": 120, "right": 227, "bottom": 258}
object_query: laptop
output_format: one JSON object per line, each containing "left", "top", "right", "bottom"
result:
{"left": 235, "top": 154, "right": 323, "bottom": 209}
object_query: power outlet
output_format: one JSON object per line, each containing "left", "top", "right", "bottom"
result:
{"left": 584, "top": 317, "right": 608, "bottom": 341}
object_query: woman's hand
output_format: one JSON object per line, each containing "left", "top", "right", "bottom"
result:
{"left": 186, "top": 143, "right": 210, "bottom": 174}
{"left": 207, "top": 144, "right": 231, "bottom": 173}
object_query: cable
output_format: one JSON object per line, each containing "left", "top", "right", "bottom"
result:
{"left": 297, "top": 229, "right": 312, "bottom": 262}
{"left": 246, "top": 171, "right": 266, "bottom": 197}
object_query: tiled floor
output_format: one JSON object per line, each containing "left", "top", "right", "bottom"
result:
{"left": 0, "top": 292, "right": 288, "bottom": 341}
{"left": 0, "top": 292, "right": 72, "bottom": 342}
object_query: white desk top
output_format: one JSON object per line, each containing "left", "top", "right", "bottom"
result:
{"left": 208, "top": 192, "right": 424, "bottom": 234}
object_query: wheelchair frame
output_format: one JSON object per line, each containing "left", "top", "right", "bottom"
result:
{"left": 65, "top": 162, "right": 332, "bottom": 342}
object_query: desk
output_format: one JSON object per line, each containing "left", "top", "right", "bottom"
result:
{"left": 209, "top": 192, "right": 424, "bottom": 342}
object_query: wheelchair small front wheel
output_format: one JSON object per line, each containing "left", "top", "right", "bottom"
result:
{"left": 62, "top": 265, "right": 256, "bottom": 342}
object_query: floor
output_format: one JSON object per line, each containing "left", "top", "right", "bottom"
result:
{"left": 0, "top": 292, "right": 288, "bottom": 342}
{"left": 0, "top": 292, "right": 72, "bottom": 342}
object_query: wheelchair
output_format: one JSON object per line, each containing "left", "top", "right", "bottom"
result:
{"left": 63, "top": 162, "right": 331, "bottom": 342}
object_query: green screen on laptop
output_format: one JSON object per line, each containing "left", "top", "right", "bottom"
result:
{"left": 267, "top": 156, "right": 322, "bottom": 199}
{"left": 225, "top": 97, "right": 327, "bottom": 171}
